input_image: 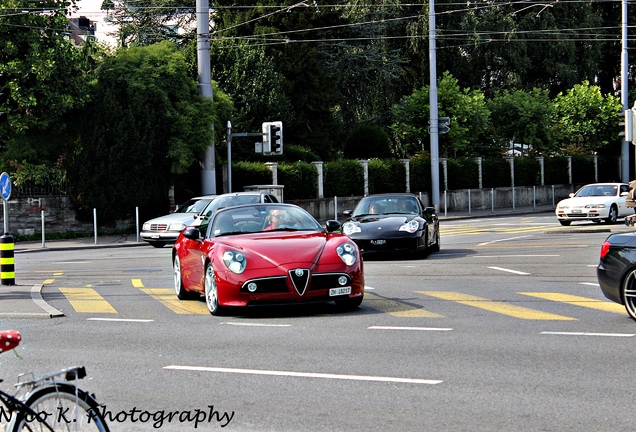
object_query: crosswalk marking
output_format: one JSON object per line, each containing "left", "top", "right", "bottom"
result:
{"left": 417, "top": 291, "right": 576, "bottom": 320}
{"left": 519, "top": 292, "right": 625, "bottom": 314}
{"left": 140, "top": 288, "right": 209, "bottom": 315}
{"left": 58, "top": 287, "right": 117, "bottom": 313}
{"left": 132, "top": 279, "right": 209, "bottom": 315}
{"left": 364, "top": 292, "right": 443, "bottom": 318}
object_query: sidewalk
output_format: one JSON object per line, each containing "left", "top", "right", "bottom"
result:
{"left": 0, "top": 205, "right": 556, "bottom": 319}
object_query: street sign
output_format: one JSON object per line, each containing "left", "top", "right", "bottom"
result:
{"left": 0, "top": 172, "right": 11, "bottom": 201}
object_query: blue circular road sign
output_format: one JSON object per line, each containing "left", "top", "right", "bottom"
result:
{"left": 0, "top": 172, "right": 11, "bottom": 201}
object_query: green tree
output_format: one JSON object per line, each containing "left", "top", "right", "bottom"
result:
{"left": 0, "top": 0, "right": 93, "bottom": 159}
{"left": 391, "top": 72, "right": 493, "bottom": 157}
{"left": 67, "top": 41, "right": 233, "bottom": 221}
{"left": 552, "top": 81, "right": 621, "bottom": 155}
{"left": 487, "top": 88, "right": 557, "bottom": 156}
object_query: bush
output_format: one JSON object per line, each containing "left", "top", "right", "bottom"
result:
{"left": 278, "top": 162, "right": 318, "bottom": 200}
{"left": 324, "top": 160, "right": 364, "bottom": 197}
{"left": 368, "top": 159, "right": 406, "bottom": 194}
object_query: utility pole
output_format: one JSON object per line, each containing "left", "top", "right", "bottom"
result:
{"left": 197, "top": 0, "right": 215, "bottom": 194}
{"left": 429, "top": 0, "right": 440, "bottom": 212}
{"left": 622, "top": 0, "right": 631, "bottom": 182}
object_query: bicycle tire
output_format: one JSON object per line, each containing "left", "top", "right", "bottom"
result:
{"left": 9, "top": 383, "right": 109, "bottom": 432}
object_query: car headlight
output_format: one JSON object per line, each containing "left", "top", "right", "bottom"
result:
{"left": 336, "top": 242, "right": 357, "bottom": 266}
{"left": 342, "top": 222, "right": 361, "bottom": 236}
{"left": 142, "top": 223, "right": 151, "bottom": 230}
{"left": 222, "top": 250, "right": 246, "bottom": 274}
{"left": 584, "top": 204, "right": 606, "bottom": 209}
{"left": 399, "top": 220, "right": 420, "bottom": 233}
{"left": 168, "top": 222, "right": 187, "bottom": 231}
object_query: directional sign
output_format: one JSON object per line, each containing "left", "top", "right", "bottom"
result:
{"left": 0, "top": 172, "right": 11, "bottom": 201}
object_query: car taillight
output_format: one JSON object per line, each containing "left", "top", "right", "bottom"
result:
{"left": 600, "top": 241, "right": 611, "bottom": 259}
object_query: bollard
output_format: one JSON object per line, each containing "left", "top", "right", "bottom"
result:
{"left": 0, "top": 234, "right": 15, "bottom": 285}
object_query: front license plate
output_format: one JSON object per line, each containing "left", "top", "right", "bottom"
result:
{"left": 572, "top": 209, "right": 582, "bottom": 213}
{"left": 330, "top": 287, "right": 351, "bottom": 297}
{"left": 371, "top": 239, "right": 386, "bottom": 245}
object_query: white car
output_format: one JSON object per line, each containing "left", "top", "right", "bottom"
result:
{"left": 555, "top": 183, "right": 632, "bottom": 226}
{"left": 141, "top": 195, "right": 217, "bottom": 247}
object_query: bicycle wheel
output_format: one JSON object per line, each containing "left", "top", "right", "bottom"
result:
{"left": 9, "top": 383, "right": 109, "bottom": 432}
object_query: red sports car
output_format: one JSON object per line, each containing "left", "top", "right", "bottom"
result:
{"left": 172, "top": 203, "right": 364, "bottom": 315}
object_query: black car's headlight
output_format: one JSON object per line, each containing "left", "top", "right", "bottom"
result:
{"left": 336, "top": 242, "right": 357, "bottom": 266}
{"left": 342, "top": 221, "right": 361, "bottom": 236}
{"left": 223, "top": 250, "right": 246, "bottom": 274}
{"left": 399, "top": 220, "right": 420, "bottom": 233}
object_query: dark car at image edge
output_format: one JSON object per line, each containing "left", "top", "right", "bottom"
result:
{"left": 597, "top": 231, "right": 636, "bottom": 320}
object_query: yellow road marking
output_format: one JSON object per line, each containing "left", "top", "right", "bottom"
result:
{"left": 43, "top": 279, "right": 55, "bottom": 285}
{"left": 132, "top": 278, "right": 144, "bottom": 288}
{"left": 59, "top": 288, "right": 117, "bottom": 313}
{"left": 417, "top": 291, "right": 575, "bottom": 320}
{"left": 519, "top": 292, "right": 626, "bottom": 314}
{"left": 140, "top": 288, "right": 208, "bottom": 315}
{"left": 365, "top": 292, "right": 443, "bottom": 318}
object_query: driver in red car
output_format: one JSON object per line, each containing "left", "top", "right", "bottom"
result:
{"left": 264, "top": 209, "right": 286, "bottom": 230}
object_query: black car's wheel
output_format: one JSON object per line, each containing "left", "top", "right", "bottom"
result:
{"left": 149, "top": 241, "right": 167, "bottom": 248}
{"left": 334, "top": 295, "right": 363, "bottom": 310}
{"left": 173, "top": 256, "right": 198, "bottom": 300}
{"left": 558, "top": 220, "right": 571, "bottom": 226}
{"left": 605, "top": 205, "right": 618, "bottom": 224}
{"left": 622, "top": 269, "right": 636, "bottom": 321}
{"left": 204, "top": 262, "right": 226, "bottom": 316}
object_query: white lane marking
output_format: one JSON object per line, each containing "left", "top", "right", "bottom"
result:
{"left": 579, "top": 282, "right": 600, "bottom": 287}
{"left": 221, "top": 322, "right": 291, "bottom": 327}
{"left": 478, "top": 235, "right": 533, "bottom": 246}
{"left": 487, "top": 266, "right": 530, "bottom": 275}
{"left": 368, "top": 326, "right": 453, "bottom": 332}
{"left": 87, "top": 318, "right": 154, "bottom": 322}
{"left": 541, "top": 331, "right": 634, "bottom": 337}
{"left": 365, "top": 286, "right": 375, "bottom": 290}
{"left": 164, "top": 365, "right": 443, "bottom": 385}
{"left": 475, "top": 255, "right": 559, "bottom": 258}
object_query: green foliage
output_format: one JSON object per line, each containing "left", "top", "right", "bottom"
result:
{"left": 446, "top": 158, "right": 480, "bottom": 190}
{"left": 487, "top": 88, "right": 556, "bottom": 155}
{"left": 344, "top": 124, "right": 393, "bottom": 159}
{"left": 391, "top": 72, "right": 493, "bottom": 157}
{"left": 552, "top": 81, "right": 622, "bottom": 155}
{"left": 229, "top": 161, "right": 273, "bottom": 194}
{"left": 324, "top": 160, "right": 364, "bottom": 197}
{"left": 544, "top": 157, "right": 570, "bottom": 185}
{"left": 368, "top": 159, "right": 406, "bottom": 194}
{"left": 482, "top": 158, "right": 511, "bottom": 188}
{"left": 571, "top": 155, "right": 596, "bottom": 184}
{"left": 278, "top": 162, "right": 318, "bottom": 200}
{"left": 513, "top": 157, "right": 541, "bottom": 186}
{"left": 409, "top": 153, "right": 431, "bottom": 194}
{"left": 66, "top": 41, "right": 228, "bottom": 222}
{"left": 0, "top": 0, "right": 93, "bottom": 157}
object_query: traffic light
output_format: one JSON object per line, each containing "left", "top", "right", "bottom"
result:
{"left": 269, "top": 121, "right": 283, "bottom": 155}
{"left": 262, "top": 121, "right": 283, "bottom": 155}
{"left": 438, "top": 117, "right": 450, "bottom": 134}
{"left": 619, "top": 109, "right": 635, "bottom": 142}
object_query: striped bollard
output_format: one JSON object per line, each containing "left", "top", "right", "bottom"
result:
{"left": 1, "top": 234, "right": 15, "bottom": 286}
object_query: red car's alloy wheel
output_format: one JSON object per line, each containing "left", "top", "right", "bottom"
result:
{"left": 205, "top": 263, "right": 225, "bottom": 315}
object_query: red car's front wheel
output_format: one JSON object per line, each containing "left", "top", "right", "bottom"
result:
{"left": 205, "top": 262, "right": 226, "bottom": 316}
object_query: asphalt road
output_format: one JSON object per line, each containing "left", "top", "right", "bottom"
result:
{"left": 2, "top": 214, "right": 636, "bottom": 431}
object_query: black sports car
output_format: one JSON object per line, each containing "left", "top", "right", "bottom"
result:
{"left": 341, "top": 193, "right": 440, "bottom": 257}
{"left": 597, "top": 232, "right": 636, "bottom": 320}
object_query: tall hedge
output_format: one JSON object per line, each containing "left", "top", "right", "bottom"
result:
{"left": 368, "top": 159, "right": 406, "bottom": 194}
{"left": 324, "top": 160, "right": 364, "bottom": 197}
{"left": 278, "top": 162, "right": 318, "bottom": 200}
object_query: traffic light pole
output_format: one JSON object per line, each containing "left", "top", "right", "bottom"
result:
{"left": 621, "top": 0, "right": 630, "bottom": 182}
{"left": 429, "top": 0, "right": 441, "bottom": 212}
{"left": 226, "top": 121, "right": 266, "bottom": 193}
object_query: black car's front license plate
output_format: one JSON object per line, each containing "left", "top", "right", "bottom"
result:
{"left": 371, "top": 239, "right": 386, "bottom": 245}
